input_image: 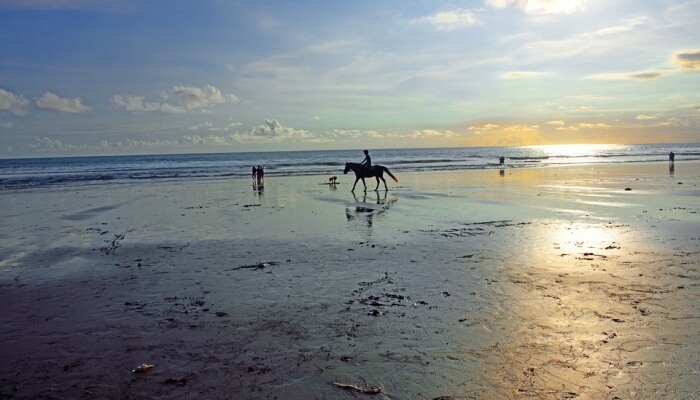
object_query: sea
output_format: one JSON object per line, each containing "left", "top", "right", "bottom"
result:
{"left": 1, "top": 143, "right": 698, "bottom": 190}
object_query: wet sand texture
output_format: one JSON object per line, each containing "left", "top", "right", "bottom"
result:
{"left": 1, "top": 162, "right": 698, "bottom": 399}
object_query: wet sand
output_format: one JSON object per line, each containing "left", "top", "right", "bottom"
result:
{"left": 1, "top": 162, "right": 698, "bottom": 399}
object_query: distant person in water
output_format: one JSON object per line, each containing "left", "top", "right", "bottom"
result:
{"left": 360, "top": 149, "right": 372, "bottom": 173}
{"left": 669, "top": 151, "right": 675, "bottom": 164}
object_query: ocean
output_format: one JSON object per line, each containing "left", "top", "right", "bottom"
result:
{"left": 1, "top": 143, "right": 698, "bottom": 190}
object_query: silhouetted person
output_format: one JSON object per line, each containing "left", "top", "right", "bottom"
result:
{"left": 257, "top": 165, "right": 264, "bottom": 186}
{"left": 360, "top": 149, "right": 372, "bottom": 172}
{"left": 669, "top": 151, "right": 675, "bottom": 164}
{"left": 252, "top": 166, "right": 257, "bottom": 186}
{"left": 499, "top": 156, "right": 505, "bottom": 165}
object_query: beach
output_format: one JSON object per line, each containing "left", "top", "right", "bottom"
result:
{"left": 1, "top": 161, "right": 698, "bottom": 399}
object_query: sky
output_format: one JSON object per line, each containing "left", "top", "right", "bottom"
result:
{"left": 1, "top": 0, "right": 699, "bottom": 157}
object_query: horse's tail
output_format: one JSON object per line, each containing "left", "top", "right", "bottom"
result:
{"left": 383, "top": 167, "right": 398, "bottom": 182}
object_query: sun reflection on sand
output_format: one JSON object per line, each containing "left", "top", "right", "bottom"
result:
{"left": 483, "top": 220, "right": 641, "bottom": 398}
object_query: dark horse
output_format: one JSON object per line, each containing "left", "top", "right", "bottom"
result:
{"left": 343, "top": 162, "right": 398, "bottom": 192}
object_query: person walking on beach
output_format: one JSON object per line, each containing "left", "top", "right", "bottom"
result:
{"left": 669, "top": 151, "right": 675, "bottom": 164}
{"left": 257, "top": 165, "right": 264, "bottom": 186}
{"left": 252, "top": 166, "right": 257, "bottom": 187}
{"left": 499, "top": 156, "right": 505, "bottom": 165}
{"left": 360, "top": 149, "right": 372, "bottom": 173}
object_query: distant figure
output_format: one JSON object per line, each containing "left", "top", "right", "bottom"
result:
{"left": 257, "top": 165, "right": 264, "bottom": 186}
{"left": 360, "top": 149, "right": 372, "bottom": 172}
{"left": 252, "top": 166, "right": 257, "bottom": 186}
{"left": 329, "top": 176, "right": 338, "bottom": 185}
{"left": 499, "top": 156, "right": 505, "bottom": 165}
{"left": 669, "top": 151, "right": 675, "bottom": 164}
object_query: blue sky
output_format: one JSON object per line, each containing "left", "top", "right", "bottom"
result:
{"left": 1, "top": 0, "right": 699, "bottom": 157}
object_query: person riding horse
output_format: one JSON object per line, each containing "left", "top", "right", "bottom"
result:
{"left": 360, "top": 149, "right": 372, "bottom": 173}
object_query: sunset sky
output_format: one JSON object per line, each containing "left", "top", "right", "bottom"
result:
{"left": 1, "top": 0, "right": 699, "bottom": 157}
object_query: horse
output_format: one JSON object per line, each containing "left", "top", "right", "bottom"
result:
{"left": 343, "top": 162, "right": 398, "bottom": 192}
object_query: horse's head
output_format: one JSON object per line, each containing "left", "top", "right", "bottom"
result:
{"left": 343, "top": 162, "right": 350, "bottom": 174}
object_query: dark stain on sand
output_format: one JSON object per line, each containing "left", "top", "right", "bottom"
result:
{"left": 62, "top": 202, "right": 130, "bottom": 221}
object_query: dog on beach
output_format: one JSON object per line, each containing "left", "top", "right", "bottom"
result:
{"left": 329, "top": 176, "right": 338, "bottom": 185}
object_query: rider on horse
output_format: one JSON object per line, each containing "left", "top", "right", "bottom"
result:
{"left": 360, "top": 149, "right": 372, "bottom": 173}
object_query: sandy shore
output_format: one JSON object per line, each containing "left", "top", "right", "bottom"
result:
{"left": 1, "top": 161, "right": 698, "bottom": 399}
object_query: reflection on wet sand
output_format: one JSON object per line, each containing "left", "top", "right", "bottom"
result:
{"left": 471, "top": 220, "right": 696, "bottom": 398}
{"left": 345, "top": 190, "right": 398, "bottom": 233}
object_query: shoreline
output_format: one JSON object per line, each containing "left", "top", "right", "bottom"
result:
{"left": 1, "top": 161, "right": 698, "bottom": 399}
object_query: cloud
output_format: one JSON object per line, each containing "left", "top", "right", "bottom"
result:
{"left": 556, "top": 122, "right": 610, "bottom": 131}
{"left": 546, "top": 120, "right": 565, "bottom": 126}
{"left": 485, "top": 0, "right": 511, "bottom": 9}
{"left": 673, "top": 50, "right": 700, "bottom": 72}
{"left": 247, "top": 119, "right": 312, "bottom": 140}
{"left": 412, "top": 129, "right": 455, "bottom": 138}
{"left": 172, "top": 84, "right": 238, "bottom": 110}
{"left": 588, "top": 16, "right": 651, "bottom": 36}
{"left": 28, "top": 136, "right": 66, "bottom": 149}
{"left": 469, "top": 124, "right": 499, "bottom": 131}
{"left": 502, "top": 71, "right": 546, "bottom": 79}
{"left": 0, "top": 88, "right": 29, "bottom": 116}
{"left": 412, "top": 9, "right": 479, "bottom": 31}
{"left": 486, "top": 0, "right": 586, "bottom": 15}
{"left": 112, "top": 95, "right": 186, "bottom": 114}
{"left": 465, "top": 122, "right": 546, "bottom": 146}
{"left": 113, "top": 95, "right": 162, "bottom": 112}
{"left": 35, "top": 92, "right": 90, "bottom": 113}
{"left": 113, "top": 84, "right": 236, "bottom": 114}
{"left": 1, "top": 121, "right": 14, "bottom": 128}
{"left": 636, "top": 114, "right": 658, "bottom": 120}
{"left": 586, "top": 71, "right": 667, "bottom": 81}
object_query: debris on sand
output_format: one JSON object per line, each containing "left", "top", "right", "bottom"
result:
{"left": 131, "top": 363, "right": 154, "bottom": 373}
{"left": 332, "top": 382, "right": 382, "bottom": 394}
{"left": 229, "top": 261, "right": 280, "bottom": 271}
{"left": 162, "top": 377, "right": 187, "bottom": 386}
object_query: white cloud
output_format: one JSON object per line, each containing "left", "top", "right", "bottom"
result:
{"left": 172, "top": 84, "right": 238, "bottom": 110}
{"left": 502, "top": 71, "right": 546, "bottom": 79}
{"left": 485, "top": 0, "right": 511, "bottom": 9}
{"left": 412, "top": 129, "right": 455, "bottom": 138}
{"left": 113, "top": 84, "right": 236, "bottom": 114}
{"left": 486, "top": 0, "right": 586, "bottom": 15}
{"left": 523, "top": 0, "right": 586, "bottom": 15}
{"left": 1, "top": 121, "right": 14, "bottom": 128}
{"left": 546, "top": 120, "right": 565, "bottom": 126}
{"left": 247, "top": 119, "right": 312, "bottom": 140}
{"left": 556, "top": 122, "right": 610, "bottom": 131}
{"left": 588, "top": 16, "right": 651, "bottom": 36}
{"left": 412, "top": 9, "right": 479, "bottom": 31}
{"left": 36, "top": 92, "right": 90, "bottom": 113}
{"left": 586, "top": 71, "right": 668, "bottom": 81}
{"left": 636, "top": 114, "right": 658, "bottom": 120}
{"left": 0, "top": 88, "right": 30, "bottom": 116}
{"left": 28, "top": 136, "right": 65, "bottom": 149}
{"left": 469, "top": 124, "right": 499, "bottom": 130}
{"left": 112, "top": 95, "right": 162, "bottom": 113}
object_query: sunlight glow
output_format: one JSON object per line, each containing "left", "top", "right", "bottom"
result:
{"left": 527, "top": 144, "right": 626, "bottom": 158}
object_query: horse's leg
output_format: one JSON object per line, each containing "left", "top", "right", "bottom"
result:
{"left": 352, "top": 177, "right": 360, "bottom": 192}
{"left": 380, "top": 176, "right": 388, "bottom": 190}
{"left": 361, "top": 178, "right": 367, "bottom": 192}
{"left": 374, "top": 177, "right": 380, "bottom": 191}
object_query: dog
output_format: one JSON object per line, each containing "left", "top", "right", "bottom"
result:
{"left": 329, "top": 176, "right": 338, "bottom": 185}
